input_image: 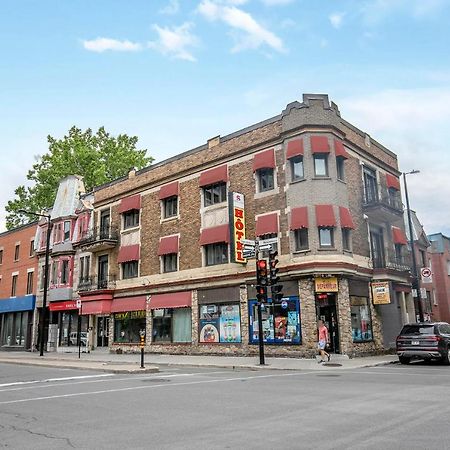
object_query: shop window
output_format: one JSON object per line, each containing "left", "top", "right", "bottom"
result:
{"left": 203, "top": 182, "right": 227, "bottom": 207}
{"left": 319, "top": 228, "right": 334, "bottom": 248}
{"left": 163, "top": 196, "right": 178, "bottom": 219}
{"left": 336, "top": 157, "right": 345, "bottom": 181}
{"left": 29, "top": 240, "right": 35, "bottom": 257}
{"left": 26, "top": 272, "right": 33, "bottom": 295}
{"left": 61, "top": 260, "right": 70, "bottom": 285}
{"left": 163, "top": 254, "right": 178, "bottom": 273}
{"left": 314, "top": 154, "right": 328, "bottom": 177}
{"left": 14, "top": 244, "right": 20, "bottom": 261}
{"left": 249, "top": 296, "right": 301, "bottom": 344}
{"left": 294, "top": 228, "right": 309, "bottom": 251}
{"left": 0, "top": 311, "right": 28, "bottom": 346}
{"left": 122, "top": 261, "right": 138, "bottom": 279}
{"left": 114, "top": 311, "right": 146, "bottom": 343}
{"left": 257, "top": 168, "right": 274, "bottom": 192}
{"left": 350, "top": 296, "right": 373, "bottom": 342}
{"left": 152, "top": 308, "right": 192, "bottom": 343}
{"left": 342, "top": 229, "right": 351, "bottom": 251}
{"left": 204, "top": 243, "right": 228, "bottom": 266}
{"left": 290, "top": 156, "right": 304, "bottom": 181}
{"left": 11, "top": 275, "right": 18, "bottom": 297}
{"left": 123, "top": 209, "right": 140, "bottom": 229}
{"left": 64, "top": 221, "right": 71, "bottom": 241}
{"left": 199, "top": 304, "right": 241, "bottom": 343}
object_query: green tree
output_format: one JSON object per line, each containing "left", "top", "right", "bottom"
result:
{"left": 6, "top": 126, "right": 152, "bottom": 229}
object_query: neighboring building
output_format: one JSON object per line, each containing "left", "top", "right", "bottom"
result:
{"left": 68, "top": 93, "right": 413, "bottom": 357}
{"left": 0, "top": 222, "right": 38, "bottom": 350}
{"left": 428, "top": 233, "right": 450, "bottom": 323}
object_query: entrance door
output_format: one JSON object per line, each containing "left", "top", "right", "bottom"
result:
{"left": 98, "top": 255, "right": 109, "bottom": 289}
{"left": 316, "top": 295, "right": 340, "bottom": 353}
{"left": 97, "top": 317, "right": 109, "bottom": 347}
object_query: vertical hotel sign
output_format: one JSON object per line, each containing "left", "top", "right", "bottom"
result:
{"left": 229, "top": 192, "right": 246, "bottom": 263}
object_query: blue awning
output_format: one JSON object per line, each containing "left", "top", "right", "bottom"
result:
{"left": 0, "top": 296, "right": 36, "bottom": 313}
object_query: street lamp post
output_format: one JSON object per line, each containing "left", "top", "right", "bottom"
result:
{"left": 19, "top": 210, "right": 52, "bottom": 356}
{"left": 402, "top": 171, "right": 424, "bottom": 323}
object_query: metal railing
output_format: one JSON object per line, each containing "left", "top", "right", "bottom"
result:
{"left": 77, "top": 275, "right": 117, "bottom": 292}
{"left": 78, "top": 225, "right": 119, "bottom": 246}
{"left": 371, "top": 254, "right": 412, "bottom": 272}
{"left": 363, "top": 193, "right": 403, "bottom": 211}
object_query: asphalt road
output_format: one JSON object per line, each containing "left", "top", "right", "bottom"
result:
{"left": 0, "top": 362, "right": 449, "bottom": 449}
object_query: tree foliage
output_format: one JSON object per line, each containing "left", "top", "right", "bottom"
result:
{"left": 6, "top": 126, "right": 152, "bottom": 229}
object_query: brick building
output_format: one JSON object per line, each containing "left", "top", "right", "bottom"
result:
{"left": 0, "top": 222, "right": 38, "bottom": 349}
{"left": 53, "top": 93, "right": 413, "bottom": 356}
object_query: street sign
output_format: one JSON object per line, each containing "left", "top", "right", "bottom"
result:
{"left": 420, "top": 288, "right": 427, "bottom": 299}
{"left": 243, "top": 251, "right": 255, "bottom": 259}
{"left": 258, "top": 237, "right": 278, "bottom": 245}
{"left": 243, "top": 244, "right": 256, "bottom": 251}
{"left": 421, "top": 267, "right": 433, "bottom": 283}
{"left": 241, "top": 239, "right": 256, "bottom": 246}
{"left": 76, "top": 299, "right": 81, "bottom": 309}
{"left": 258, "top": 244, "right": 272, "bottom": 251}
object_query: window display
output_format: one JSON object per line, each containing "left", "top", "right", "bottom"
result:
{"left": 249, "top": 296, "right": 301, "bottom": 344}
{"left": 199, "top": 304, "right": 241, "bottom": 343}
{"left": 350, "top": 296, "right": 373, "bottom": 342}
{"left": 114, "top": 310, "right": 146, "bottom": 343}
{"left": 152, "top": 308, "right": 191, "bottom": 343}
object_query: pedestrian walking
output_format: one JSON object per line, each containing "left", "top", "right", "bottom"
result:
{"left": 317, "top": 319, "right": 330, "bottom": 363}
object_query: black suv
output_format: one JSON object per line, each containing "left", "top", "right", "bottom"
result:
{"left": 396, "top": 322, "right": 450, "bottom": 365}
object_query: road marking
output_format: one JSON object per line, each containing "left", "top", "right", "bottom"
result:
{"left": 0, "top": 373, "right": 114, "bottom": 388}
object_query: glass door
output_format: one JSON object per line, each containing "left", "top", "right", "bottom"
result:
{"left": 99, "top": 210, "right": 110, "bottom": 239}
{"left": 370, "top": 228, "right": 385, "bottom": 268}
{"left": 97, "top": 317, "right": 109, "bottom": 347}
{"left": 316, "top": 296, "right": 340, "bottom": 353}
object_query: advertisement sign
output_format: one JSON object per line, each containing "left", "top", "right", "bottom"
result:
{"left": 219, "top": 304, "right": 241, "bottom": 343}
{"left": 199, "top": 304, "right": 220, "bottom": 343}
{"left": 371, "top": 281, "right": 391, "bottom": 305}
{"left": 315, "top": 277, "right": 339, "bottom": 293}
{"left": 229, "top": 192, "right": 246, "bottom": 264}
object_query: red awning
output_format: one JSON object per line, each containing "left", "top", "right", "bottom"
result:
{"left": 334, "top": 139, "right": 349, "bottom": 159}
{"left": 310, "top": 136, "right": 330, "bottom": 153}
{"left": 253, "top": 149, "right": 275, "bottom": 172}
{"left": 339, "top": 206, "right": 355, "bottom": 229}
{"left": 159, "top": 181, "right": 179, "bottom": 200}
{"left": 111, "top": 296, "right": 147, "bottom": 313}
{"left": 117, "top": 244, "right": 140, "bottom": 263}
{"left": 149, "top": 291, "right": 192, "bottom": 310}
{"left": 158, "top": 235, "right": 179, "bottom": 255}
{"left": 199, "top": 224, "right": 230, "bottom": 245}
{"left": 48, "top": 301, "right": 78, "bottom": 312}
{"left": 392, "top": 226, "right": 408, "bottom": 245}
{"left": 118, "top": 194, "right": 141, "bottom": 213}
{"left": 256, "top": 213, "right": 278, "bottom": 236}
{"left": 80, "top": 300, "right": 112, "bottom": 315}
{"left": 199, "top": 165, "right": 228, "bottom": 187}
{"left": 290, "top": 207, "right": 308, "bottom": 230}
{"left": 286, "top": 139, "right": 304, "bottom": 159}
{"left": 386, "top": 173, "right": 400, "bottom": 191}
{"left": 315, "top": 205, "right": 336, "bottom": 227}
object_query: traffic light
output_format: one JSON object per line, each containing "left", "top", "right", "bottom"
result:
{"left": 269, "top": 251, "right": 284, "bottom": 302}
{"left": 256, "top": 259, "right": 268, "bottom": 303}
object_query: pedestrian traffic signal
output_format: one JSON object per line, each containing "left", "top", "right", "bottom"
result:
{"left": 269, "top": 251, "right": 283, "bottom": 302}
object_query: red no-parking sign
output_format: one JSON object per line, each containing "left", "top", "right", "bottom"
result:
{"left": 421, "top": 267, "right": 433, "bottom": 283}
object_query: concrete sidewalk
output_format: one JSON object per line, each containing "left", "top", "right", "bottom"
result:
{"left": 0, "top": 350, "right": 398, "bottom": 373}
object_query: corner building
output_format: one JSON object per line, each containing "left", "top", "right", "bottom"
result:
{"left": 77, "top": 94, "right": 413, "bottom": 357}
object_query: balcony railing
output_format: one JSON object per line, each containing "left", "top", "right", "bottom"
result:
{"left": 78, "top": 275, "right": 117, "bottom": 292}
{"left": 363, "top": 193, "right": 403, "bottom": 211}
{"left": 371, "top": 254, "right": 412, "bottom": 272}
{"left": 77, "top": 226, "right": 119, "bottom": 248}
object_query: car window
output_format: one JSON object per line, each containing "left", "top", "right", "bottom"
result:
{"left": 401, "top": 325, "right": 435, "bottom": 335}
{"left": 439, "top": 324, "right": 450, "bottom": 334}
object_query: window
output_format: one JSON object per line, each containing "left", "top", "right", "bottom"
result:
{"left": 11, "top": 275, "right": 18, "bottom": 297}
{"left": 199, "top": 304, "right": 241, "bottom": 343}
{"left": 205, "top": 243, "right": 228, "bottom": 266}
{"left": 314, "top": 154, "right": 328, "bottom": 177}
{"left": 63, "top": 221, "right": 71, "bottom": 241}
{"left": 163, "top": 196, "right": 178, "bottom": 218}
{"left": 447, "top": 260, "right": 450, "bottom": 276}
{"left": 122, "top": 261, "right": 138, "bottom": 279}
{"left": 363, "top": 166, "right": 378, "bottom": 203}
{"left": 420, "top": 250, "right": 427, "bottom": 267}
{"left": 257, "top": 168, "right": 274, "bottom": 192}
{"left": 53, "top": 223, "right": 62, "bottom": 243}
{"left": 29, "top": 240, "right": 34, "bottom": 257}
{"left": 425, "top": 291, "right": 432, "bottom": 314}
{"left": 336, "top": 157, "right": 345, "bottom": 181}
{"left": 351, "top": 296, "right": 373, "bottom": 342}
{"left": 290, "top": 156, "right": 304, "bottom": 181}
{"left": 395, "top": 244, "right": 403, "bottom": 264}
{"left": 61, "top": 260, "right": 70, "bottom": 284}
{"left": 152, "top": 308, "right": 192, "bottom": 343}
{"left": 123, "top": 209, "right": 140, "bottom": 229}
{"left": 14, "top": 244, "right": 20, "bottom": 261}
{"left": 203, "top": 182, "right": 227, "bottom": 207}
{"left": 342, "top": 229, "right": 351, "bottom": 251}
{"left": 0, "top": 249, "right": 3, "bottom": 264}
{"left": 370, "top": 228, "right": 385, "bottom": 268}
{"left": 51, "top": 261, "right": 58, "bottom": 285}
{"left": 163, "top": 254, "right": 178, "bottom": 273}
{"left": 26, "top": 272, "right": 34, "bottom": 295}
{"left": 295, "top": 229, "right": 309, "bottom": 251}
{"left": 319, "top": 228, "right": 334, "bottom": 248}
{"left": 79, "top": 255, "right": 91, "bottom": 284}
{"left": 40, "top": 264, "right": 46, "bottom": 290}
{"left": 388, "top": 187, "right": 400, "bottom": 209}
{"left": 114, "top": 311, "right": 146, "bottom": 343}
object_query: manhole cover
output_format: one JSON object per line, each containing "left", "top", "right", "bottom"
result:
{"left": 322, "top": 363, "right": 342, "bottom": 367}
{"left": 141, "top": 378, "right": 171, "bottom": 383}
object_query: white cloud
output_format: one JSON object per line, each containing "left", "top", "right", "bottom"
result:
{"left": 261, "top": 0, "right": 294, "bottom": 5}
{"left": 83, "top": 38, "right": 142, "bottom": 52}
{"left": 329, "top": 12, "right": 345, "bottom": 29}
{"left": 159, "top": 0, "right": 180, "bottom": 15}
{"left": 198, "top": 0, "right": 285, "bottom": 53}
{"left": 148, "top": 23, "right": 199, "bottom": 62}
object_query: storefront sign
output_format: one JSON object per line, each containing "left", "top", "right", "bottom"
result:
{"left": 315, "top": 277, "right": 339, "bottom": 293}
{"left": 114, "top": 310, "right": 146, "bottom": 320}
{"left": 371, "top": 281, "right": 391, "bottom": 305}
{"left": 229, "top": 192, "right": 246, "bottom": 264}
{"left": 48, "top": 300, "right": 78, "bottom": 312}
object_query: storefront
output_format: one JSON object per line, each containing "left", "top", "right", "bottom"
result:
{"left": 111, "top": 296, "right": 146, "bottom": 344}
{"left": 80, "top": 294, "right": 113, "bottom": 348}
{"left": 0, "top": 296, "right": 35, "bottom": 349}
{"left": 48, "top": 300, "right": 86, "bottom": 348}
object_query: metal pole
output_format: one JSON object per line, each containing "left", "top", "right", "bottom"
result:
{"left": 78, "top": 303, "right": 82, "bottom": 359}
{"left": 403, "top": 173, "right": 424, "bottom": 322}
{"left": 256, "top": 247, "right": 265, "bottom": 365}
{"left": 40, "top": 217, "right": 51, "bottom": 356}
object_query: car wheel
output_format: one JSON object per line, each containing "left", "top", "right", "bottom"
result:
{"left": 399, "top": 356, "right": 410, "bottom": 365}
{"left": 441, "top": 348, "right": 450, "bottom": 365}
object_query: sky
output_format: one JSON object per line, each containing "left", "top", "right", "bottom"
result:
{"left": 1, "top": 0, "right": 450, "bottom": 235}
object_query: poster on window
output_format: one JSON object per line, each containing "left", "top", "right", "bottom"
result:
{"left": 219, "top": 304, "right": 241, "bottom": 343}
{"left": 199, "top": 304, "right": 220, "bottom": 343}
